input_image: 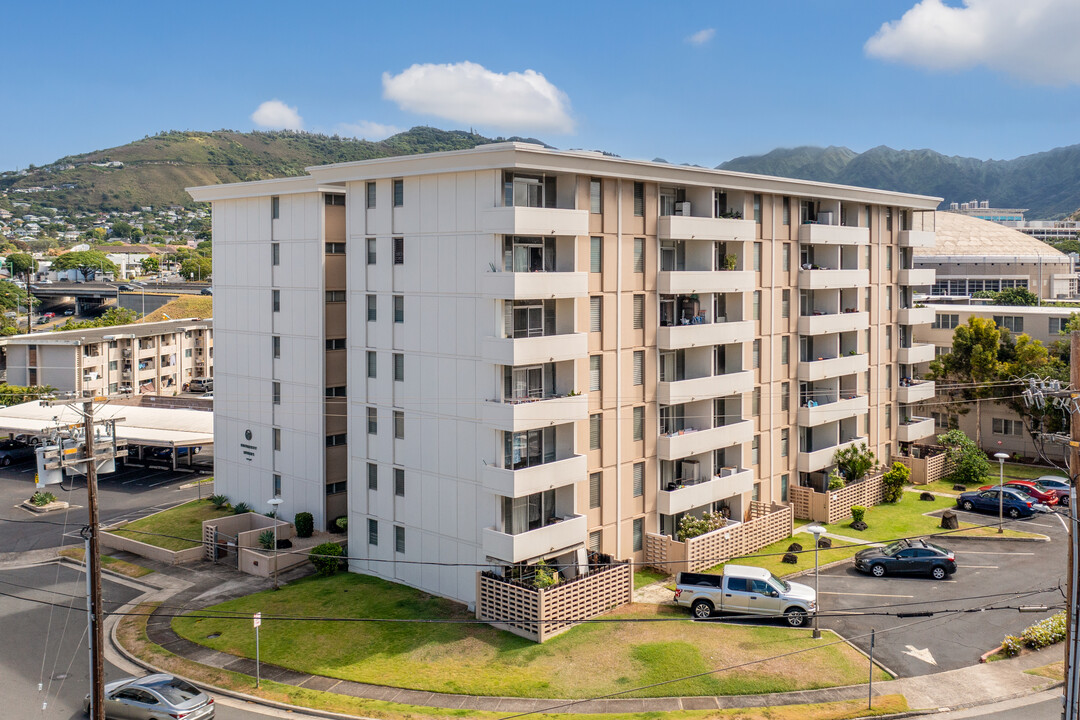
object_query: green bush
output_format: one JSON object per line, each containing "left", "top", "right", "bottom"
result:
{"left": 209, "top": 494, "right": 228, "bottom": 509}
{"left": 827, "top": 468, "right": 844, "bottom": 490}
{"left": 310, "top": 542, "right": 344, "bottom": 576}
{"left": 676, "top": 511, "right": 726, "bottom": 541}
{"left": 258, "top": 530, "right": 275, "bottom": 550}
{"left": 294, "top": 512, "right": 314, "bottom": 538}
{"left": 850, "top": 505, "right": 867, "bottom": 524}
{"left": 1021, "top": 611, "right": 1066, "bottom": 650}
{"left": 334, "top": 516, "right": 347, "bottom": 532}
{"left": 881, "top": 461, "right": 911, "bottom": 503}
{"left": 531, "top": 559, "right": 560, "bottom": 589}
{"left": 1001, "top": 635, "right": 1024, "bottom": 657}
{"left": 30, "top": 491, "right": 55, "bottom": 507}
{"left": 834, "top": 442, "right": 876, "bottom": 482}
{"left": 232, "top": 502, "right": 252, "bottom": 515}
{"left": 938, "top": 429, "right": 990, "bottom": 487}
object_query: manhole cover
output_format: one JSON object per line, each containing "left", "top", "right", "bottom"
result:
{"left": 52, "top": 673, "right": 69, "bottom": 681}
{"left": 206, "top": 633, "right": 220, "bottom": 639}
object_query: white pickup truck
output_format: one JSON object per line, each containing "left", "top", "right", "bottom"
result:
{"left": 674, "top": 564, "right": 817, "bottom": 627}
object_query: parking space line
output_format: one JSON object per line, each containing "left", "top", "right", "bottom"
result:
{"left": 819, "top": 591, "right": 914, "bottom": 598}
{"left": 949, "top": 510, "right": 1058, "bottom": 529}
{"left": 956, "top": 564, "right": 999, "bottom": 569}
{"left": 954, "top": 551, "right": 1034, "bottom": 555}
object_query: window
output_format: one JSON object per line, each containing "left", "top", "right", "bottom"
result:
{"left": 393, "top": 295, "right": 404, "bottom": 323}
{"left": 633, "top": 350, "right": 644, "bottom": 386}
{"left": 589, "top": 355, "right": 602, "bottom": 391}
{"left": 589, "top": 472, "right": 602, "bottom": 509}
{"left": 589, "top": 530, "right": 602, "bottom": 553}
{"left": 367, "top": 295, "right": 377, "bottom": 322}
{"left": 325, "top": 385, "right": 346, "bottom": 397}
{"left": 272, "top": 290, "right": 280, "bottom": 313}
{"left": 272, "top": 473, "right": 281, "bottom": 497}
{"left": 752, "top": 388, "right": 761, "bottom": 417}
{"left": 782, "top": 196, "right": 790, "bottom": 225}
{"left": 271, "top": 196, "right": 280, "bottom": 219}
{"left": 752, "top": 435, "right": 760, "bottom": 465}
{"left": 633, "top": 406, "right": 644, "bottom": 441}
{"left": 885, "top": 207, "right": 892, "bottom": 231}
{"left": 366, "top": 237, "right": 376, "bottom": 264}
{"left": 781, "top": 474, "right": 789, "bottom": 502}
{"left": 394, "top": 525, "right": 405, "bottom": 553}
{"left": 326, "top": 337, "right": 345, "bottom": 351}
{"left": 885, "top": 404, "right": 892, "bottom": 429}
{"left": 753, "top": 242, "right": 762, "bottom": 272}
{"left": 326, "top": 433, "right": 347, "bottom": 447}
{"left": 633, "top": 237, "right": 644, "bottom": 273}
{"left": 885, "top": 287, "right": 892, "bottom": 310}
{"left": 633, "top": 517, "right": 644, "bottom": 552}
{"left": 590, "top": 178, "right": 602, "bottom": 213}
{"left": 367, "top": 351, "right": 377, "bottom": 378}
{"left": 781, "top": 289, "right": 790, "bottom": 319}
{"left": 865, "top": 245, "right": 872, "bottom": 270}
{"left": 366, "top": 181, "right": 376, "bottom": 208}
{"left": 393, "top": 237, "right": 403, "bottom": 265}
{"left": 752, "top": 482, "right": 760, "bottom": 501}
{"left": 590, "top": 296, "right": 602, "bottom": 332}
{"left": 271, "top": 242, "right": 280, "bottom": 266}
{"left": 752, "top": 339, "right": 761, "bottom": 369}
{"left": 632, "top": 462, "right": 644, "bottom": 497}
{"left": 393, "top": 353, "right": 404, "bottom": 381}
{"left": 394, "top": 467, "right": 405, "bottom": 496}
{"left": 325, "top": 242, "right": 346, "bottom": 254}
{"left": 367, "top": 462, "right": 378, "bottom": 490}
{"left": 393, "top": 410, "right": 404, "bottom": 439}
{"left": 633, "top": 295, "right": 644, "bottom": 329}
{"left": 885, "top": 326, "right": 892, "bottom": 350}
{"left": 753, "top": 193, "right": 762, "bottom": 223}
{"left": 368, "top": 518, "right": 378, "bottom": 545}
{"left": 367, "top": 407, "right": 377, "bottom": 434}
{"left": 781, "top": 382, "right": 790, "bottom": 412}
{"left": 992, "top": 418, "right": 1023, "bottom": 436}
{"left": 272, "top": 381, "right": 281, "bottom": 405}
{"left": 781, "top": 335, "right": 789, "bottom": 365}
{"left": 782, "top": 243, "right": 791, "bottom": 271}
{"left": 326, "top": 290, "right": 345, "bottom": 303}
{"left": 273, "top": 428, "right": 281, "bottom": 451}
{"left": 885, "top": 248, "right": 892, "bottom": 271}
{"left": 589, "top": 413, "right": 602, "bottom": 450}
{"left": 633, "top": 182, "right": 644, "bottom": 217}
{"left": 1051, "top": 317, "right": 1069, "bottom": 335}
{"left": 393, "top": 179, "right": 404, "bottom": 207}
{"left": 993, "top": 315, "right": 1024, "bottom": 333}
{"left": 272, "top": 335, "right": 280, "bottom": 359}
{"left": 590, "top": 237, "right": 602, "bottom": 273}
{"left": 753, "top": 291, "right": 761, "bottom": 321}
{"left": 933, "top": 313, "right": 959, "bottom": 330}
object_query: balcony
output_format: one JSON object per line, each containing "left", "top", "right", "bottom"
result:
{"left": 798, "top": 436, "right": 867, "bottom": 473}
{"left": 797, "top": 311, "right": 869, "bottom": 335}
{"left": 482, "top": 513, "right": 587, "bottom": 564}
{"left": 481, "top": 394, "right": 589, "bottom": 433}
{"left": 657, "top": 320, "right": 754, "bottom": 349}
{"left": 897, "top": 416, "right": 936, "bottom": 442}
{"left": 898, "top": 268, "right": 936, "bottom": 287}
{"left": 481, "top": 454, "right": 588, "bottom": 499}
{"left": 898, "top": 230, "right": 936, "bottom": 248}
{"left": 798, "top": 354, "right": 868, "bottom": 382}
{"left": 657, "top": 420, "right": 752, "bottom": 461}
{"left": 480, "top": 271, "right": 588, "bottom": 299}
{"left": 657, "top": 270, "right": 755, "bottom": 295}
{"left": 657, "top": 371, "right": 753, "bottom": 404}
{"left": 657, "top": 468, "right": 754, "bottom": 516}
{"left": 898, "top": 379, "right": 936, "bottom": 404}
{"left": 658, "top": 215, "right": 756, "bottom": 242}
{"left": 897, "top": 306, "right": 936, "bottom": 326}
{"left": 798, "top": 224, "right": 869, "bottom": 245}
{"left": 797, "top": 395, "right": 869, "bottom": 427}
{"left": 798, "top": 269, "right": 870, "bottom": 290}
{"left": 897, "top": 343, "right": 935, "bottom": 365}
{"left": 479, "top": 207, "right": 589, "bottom": 237}
{"left": 482, "top": 333, "right": 587, "bottom": 366}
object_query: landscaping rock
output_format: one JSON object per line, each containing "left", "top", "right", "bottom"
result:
{"left": 850, "top": 521, "right": 868, "bottom": 531}
{"left": 781, "top": 553, "right": 799, "bottom": 564}
{"left": 276, "top": 539, "right": 293, "bottom": 549}
{"left": 953, "top": 484, "right": 967, "bottom": 492}
{"left": 787, "top": 542, "right": 803, "bottom": 553}
{"left": 920, "top": 491, "right": 936, "bottom": 501}
{"left": 817, "top": 537, "right": 832, "bottom": 549}
{"left": 940, "top": 510, "right": 959, "bottom": 530}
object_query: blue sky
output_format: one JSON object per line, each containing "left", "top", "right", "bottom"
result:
{"left": 4, "top": 0, "right": 1080, "bottom": 170}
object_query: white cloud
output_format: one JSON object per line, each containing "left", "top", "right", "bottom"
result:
{"left": 686, "top": 28, "right": 715, "bottom": 46}
{"left": 865, "top": 0, "right": 1080, "bottom": 85}
{"left": 336, "top": 121, "right": 402, "bottom": 141}
{"left": 250, "top": 100, "right": 304, "bottom": 130}
{"left": 382, "top": 61, "right": 574, "bottom": 134}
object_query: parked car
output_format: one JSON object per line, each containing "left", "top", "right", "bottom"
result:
{"left": 978, "top": 480, "right": 1059, "bottom": 507}
{"left": 118, "top": 284, "right": 135, "bottom": 292}
{"left": 957, "top": 486, "right": 1046, "bottom": 518}
{"left": 200, "top": 287, "right": 213, "bottom": 295}
{"left": 42, "top": 312, "right": 55, "bottom": 320}
{"left": 188, "top": 377, "right": 213, "bottom": 393}
{"left": 63, "top": 309, "right": 74, "bottom": 316}
{"left": 36, "top": 278, "right": 53, "bottom": 284}
{"left": 149, "top": 446, "right": 203, "bottom": 459}
{"left": 0, "top": 439, "right": 35, "bottom": 466}
{"left": 674, "top": 564, "right": 816, "bottom": 626}
{"left": 854, "top": 538, "right": 956, "bottom": 579}
{"left": 200, "top": 392, "right": 213, "bottom": 399}
{"left": 1036, "top": 476, "right": 1072, "bottom": 506}
{"left": 84, "top": 674, "right": 215, "bottom": 720}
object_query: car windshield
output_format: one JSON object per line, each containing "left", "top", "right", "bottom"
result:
{"left": 145, "top": 678, "right": 201, "bottom": 704}
{"left": 769, "top": 574, "right": 790, "bottom": 592}
{"left": 881, "top": 542, "right": 906, "bottom": 557}
{"left": 1030, "top": 483, "right": 1050, "bottom": 493}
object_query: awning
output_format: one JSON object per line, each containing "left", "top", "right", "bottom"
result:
{"left": 0, "top": 400, "right": 213, "bottom": 448}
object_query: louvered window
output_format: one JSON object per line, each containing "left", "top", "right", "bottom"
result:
{"left": 590, "top": 237, "right": 602, "bottom": 273}
{"left": 590, "top": 297, "right": 602, "bottom": 332}
{"left": 633, "top": 406, "right": 644, "bottom": 441}
{"left": 633, "top": 462, "right": 644, "bottom": 497}
{"left": 633, "top": 517, "right": 643, "bottom": 551}
{"left": 633, "top": 237, "right": 644, "bottom": 272}
{"left": 633, "top": 182, "right": 644, "bottom": 216}
{"left": 367, "top": 463, "right": 378, "bottom": 490}
{"left": 367, "top": 351, "right": 377, "bottom": 378}
{"left": 632, "top": 350, "right": 644, "bottom": 386}
{"left": 589, "top": 355, "right": 602, "bottom": 391}
{"left": 590, "top": 178, "right": 602, "bottom": 214}
{"left": 633, "top": 295, "right": 644, "bottom": 329}
{"left": 589, "top": 530, "right": 601, "bottom": 553}
{"left": 589, "top": 413, "right": 601, "bottom": 450}
{"left": 589, "top": 472, "right": 601, "bottom": 509}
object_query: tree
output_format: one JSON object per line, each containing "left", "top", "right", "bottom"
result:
{"left": 54, "top": 307, "right": 140, "bottom": 331}
{"left": 6, "top": 252, "right": 36, "bottom": 277}
{"left": 180, "top": 256, "right": 211, "bottom": 281}
{"left": 938, "top": 429, "right": 990, "bottom": 487}
{"left": 991, "top": 287, "right": 1039, "bottom": 306}
{"left": 0, "top": 385, "right": 54, "bottom": 406}
{"left": 110, "top": 220, "right": 136, "bottom": 239}
{"left": 51, "top": 250, "right": 117, "bottom": 278}
{"left": 140, "top": 256, "right": 159, "bottom": 274}
{"left": 881, "top": 462, "right": 911, "bottom": 503}
{"left": 928, "top": 317, "right": 1003, "bottom": 446}
{"left": 833, "top": 442, "right": 877, "bottom": 483}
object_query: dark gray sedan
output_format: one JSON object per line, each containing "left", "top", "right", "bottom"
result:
{"left": 0, "top": 439, "right": 35, "bottom": 466}
{"left": 83, "top": 674, "right": 214, "bottom": 719}
{"left": 853, "top": 538, "right": 957, "bottom": 579}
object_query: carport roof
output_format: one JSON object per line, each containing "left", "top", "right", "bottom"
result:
{"left": 0, "top": 400, "right": 212, "bottom": 447}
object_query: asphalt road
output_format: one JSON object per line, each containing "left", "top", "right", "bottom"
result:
{"left": 919, "top": 689, "right": 1062, "bottom": 719}
{"left": 818, "top": 506, "right": 1067, "bottom": 677}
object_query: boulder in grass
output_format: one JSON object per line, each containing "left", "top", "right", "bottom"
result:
{"left": 920, "top": 491, "right": 936, "bottom": 501}
{"left": 787, "top": 542, "right": 803, "bottom": 553}
{"left": 817, "top": 536, "right": 832, "bottom": 549}
{"left": 850, "top": 521, "right": 868, "bottom": 531}
{"left": 953, "top": 484, "right": 967, "bottom": 492}
{"left": 781, "top": 553, "right": 799, "bottom": 564}
{"left": 940, "top": 510, "right": 959, "bottom": 530}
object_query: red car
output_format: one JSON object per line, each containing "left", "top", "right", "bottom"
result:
{"left": 978, "top": 480, "right": 1059, "bottom": 506}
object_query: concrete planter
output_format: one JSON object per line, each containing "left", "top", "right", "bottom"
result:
{"left": 22, "top": 500, "right": 70, "bottom": 513}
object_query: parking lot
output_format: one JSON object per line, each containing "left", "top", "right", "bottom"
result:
{"left": 817, "top": 506, "right": 1066, "bottom": 677}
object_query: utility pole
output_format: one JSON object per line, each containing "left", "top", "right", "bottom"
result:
{"left": 1066, "top": 331, "right": 1080, "bottom": 720}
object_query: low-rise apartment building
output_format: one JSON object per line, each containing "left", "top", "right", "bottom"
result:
{"left": 0, "top": 318, "right": 213, "bottom": 396}
{"left": 189, "top": 142, "right": 939, "bottom": 609}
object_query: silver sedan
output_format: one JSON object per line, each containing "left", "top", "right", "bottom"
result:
{"left": 83, "top": 674, "right": 215, "bottom": 719}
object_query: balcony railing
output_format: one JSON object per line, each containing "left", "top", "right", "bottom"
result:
{"left": 897, "top": 379, "right": 935, "bottom": 404}
{"left": 797, "top": 311, "right": 869, "bottom": 335}
{"left": 658, "top": 215, "right": 756, "bottom": 242}
{"left": 481, "top": 394, "right": 588, "bottom": 433}
{"left": 897, "top": 306, "right": 936, "bottom": 326}
{"left": 897, "top": 342, "right": 935, "bottom": 365}
{"left": 798, "top": 268, "right": 870, "bottom": 290}
{"left": 481, "top": 271, "right": 588, "bottom": 300}
{"left": 656, "top": 371, "right": 753, "bottom": 404}
{"left": 798, "top": 224, "right": 870, "bottom": 245}
{"left": 657, "top": 419, "right": 752, "bottom": 461}
{"left": 797, "top": 395, "right": 868, "bottom": 427}
{"left": 479, "top": 207, "right": 589, "bottom": 237}
{"left": 897, "top": 416, "right": 936, "bottom": 443}
{"left": 482, "top": 332, "right": 587, "bottom": 366}
{"left": 797, "top": 353, "right": 869, "bottom": 382}
{"left": 482, "top": 514, "right": 587, "bottom": 564}
{"left": 657, "top": 320, "right": 754, "bottom": 350}
{"left": 657, "top": 468, "right": 754, "bottom": 516}
{"left": 481, "top": 455, "right": 587, "bottom": 499}
{"left": 798, "top": 436, "right": 866, "bottom": 473}
{"left": 657, "top": 270, "right": 754, "bottom": 295}
{"left": 898, "top": 230, "right": 936, "bottom": 248}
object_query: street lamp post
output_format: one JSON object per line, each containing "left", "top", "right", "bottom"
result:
{"left": 267, "top": 497, "right": 283, "bottom": 589}
{"left": 994, "top": 452, "right": 1010, "bottom": 534}
{"left": 806, "top": 524, "right": 826, "bottom": 639}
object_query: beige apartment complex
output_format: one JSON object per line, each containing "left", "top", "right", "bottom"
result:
{"left": 1, "top": 319, "right": 213, "bottom": 396}
{"left": 190, "top": 142, "right": 938, "bottom": 607}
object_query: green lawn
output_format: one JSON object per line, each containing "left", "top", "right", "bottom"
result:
{"left": 915, "top": 462, "right": 1062, "bottom": 496}
{"left": 110, "top": 499, "right": 231, "bottom": 551}
{"left": 172, "top": 573, "right": 886, "bottom": 698}
{"left": 58, "top": 547, "right": 154, "bottom": 578}
{"left": 634, "top": 568, "right": 669, "bottom": 589}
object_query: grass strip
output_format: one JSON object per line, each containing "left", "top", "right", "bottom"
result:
{"left": 58, "top": 547, "right": 153, "bottom": 578}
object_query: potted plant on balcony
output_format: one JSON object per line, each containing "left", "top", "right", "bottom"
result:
{"left": 532, "top": 559, "right": 560, "bottom": 589}
{"left": 722, "top": 254, "right": 738, "bottom": 271}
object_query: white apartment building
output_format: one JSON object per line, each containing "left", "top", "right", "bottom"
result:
{"left": 1, "top": 319, "right": 213, "bottom": 396}
{"left": 189, "top": 143, "right": 939, "bottom": 607}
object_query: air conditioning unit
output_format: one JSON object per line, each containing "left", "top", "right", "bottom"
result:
{"left": 675, "top": 201, "right": 692, "bottom": 216}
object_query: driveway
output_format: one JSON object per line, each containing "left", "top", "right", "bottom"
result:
{"left": 817, "top": 508, "right": 1065, "bottom": 677}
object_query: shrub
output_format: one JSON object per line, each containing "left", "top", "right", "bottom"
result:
{"left": 1000, "top": 612, "right": 1066, "bottom": 656}
{"left": 294, "top": 512, "right": 314, "bottom": 538}
{"left": 881, "top": 461, "right": 910, "bottom": 503}
{"left": 310, "top": 542, "right": 343, "bottom": 576}
{"left": 334, "top": 516, "right": 347, "bottom": 532}
{"left": 827, "top": 468, "right": 844, "bottom": 490}
{"left": 232, "top": 502, "right": 252, "bottom": 515}
{"left": 833, "top": 442, "right": 876, "bottom": 482}
{"left": 938, "top": 429, "right": 990, "bottom": 487}
{"left": 532, "top": 559, "right": 560, "bottom": 589}
{"left": 30, "top": 491, "right": 55, "bottom": 507}
{"left": 1001, "top": 635, "right": 1024, "bottom": 657}
{"left": 850, "top": 505, "right": 866, "bottom": 524}
{"left": 676, "top": 511, "right": 726, "bottom": 541}
{"left": 258, "top": 530, "right": 275, "bottom": 550}
{"left": 209, "top": 494, "right": 228, "bottom": 509}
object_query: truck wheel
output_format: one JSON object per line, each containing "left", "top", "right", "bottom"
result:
{"left": 691, "top": 600, "right": 714, "bottom": 619}
{"left": 785, "top": 608, "right": 807, "bottom": 627}
{"left": 870, "top": 564, "right": 886, "bottom": 577}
